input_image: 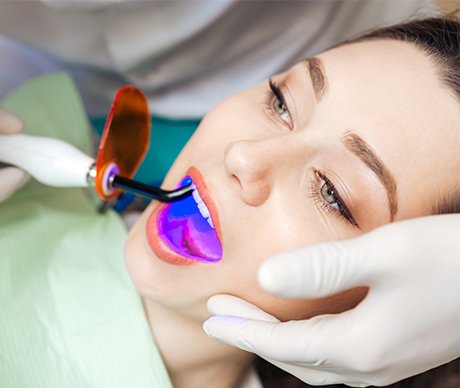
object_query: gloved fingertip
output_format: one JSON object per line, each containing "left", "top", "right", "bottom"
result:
{"left": 203, "top": 315, "right": 246, "bottom": 341}
{"left": 257, "top": 257, "right": 286, "bottom": 294}
{"left": 202, "top": 316, "right": 218, "bottom": 336}
{"left": 206, "top": 295, "right": 219, "bottom": 315}
{"left": 206, "top": 294, "right": 235, "bottom": 315}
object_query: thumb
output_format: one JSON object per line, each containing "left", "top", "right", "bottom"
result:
{"left": 203, "top": 312, "right": 348, "bottom": 364}
{"left": 207, "top": 294, "right": 279, "bottom": 322}
{"left": 258, "top": 233, "right": 382, "bottom": 299}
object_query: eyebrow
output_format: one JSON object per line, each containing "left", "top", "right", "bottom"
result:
{"left": 303, "top": 57, "right": 327, "bottom": 100}
{"left": 342, "top": 132, "right": 398, "bottom": 221}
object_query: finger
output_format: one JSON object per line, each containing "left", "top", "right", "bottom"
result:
{"left": 0, "top": 108, "right": 23, "bottom": 134}
{"left": 0, "top": 167, "right": 29, "bottom": 201}
{"left": 203, "top": 311, "right": 354, "bottom": 365}
{"left": 204, "top": 311, "right": 372, "bottom": 386}
{"left": 258, "top": 235, "right": 382, "bottom": 299}
{"left": 207, "top": 294, "right": 279, "bottom": 322}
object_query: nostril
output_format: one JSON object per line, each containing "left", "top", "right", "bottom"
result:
{"left": 230, "top": 172, "right": 242, "bottom": 191}
{"left": 241, "top": 181, "right": 270, "bottom": 207}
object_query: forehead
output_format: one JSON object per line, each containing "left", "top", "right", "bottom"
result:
{"left": 316, "top": 40, "right": 460, "bottom": 218}
{"left": 318, "top": 39, "right": 450, "bottom": 125}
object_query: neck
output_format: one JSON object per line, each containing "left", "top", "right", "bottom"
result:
{"left": 143, "top": 298, "right": 254, "bottom": 388}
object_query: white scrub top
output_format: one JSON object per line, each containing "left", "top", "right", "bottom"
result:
{"left": 0, "top": 0, "right": 436, "bottom": 118}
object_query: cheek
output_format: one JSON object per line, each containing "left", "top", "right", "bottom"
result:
{"left": 220, "top": 231, "right": 368, "bottom": 321}
{"left": 188, "top": 91, "right": 264, "bottom": 146}
{"left": 218, "top": 213, "right": 368, "bottom": 321}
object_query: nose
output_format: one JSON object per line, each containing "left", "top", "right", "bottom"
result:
{"left": 224, "top": 138, "right": 282, "bottom": 206}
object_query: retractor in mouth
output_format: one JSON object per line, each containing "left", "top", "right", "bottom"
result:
{"left": 157, "top": 177, "right": 222, "bottom": 263}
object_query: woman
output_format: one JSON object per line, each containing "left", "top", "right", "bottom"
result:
{"left": 124, "top": 14, "right": 460, "bottom": 388}
{"left": 0, "top": 15, "right": 458, "bottom": 388}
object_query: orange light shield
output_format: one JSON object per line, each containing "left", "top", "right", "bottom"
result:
{"left": 95, "top": 86, "right": 150, "bottom": 201}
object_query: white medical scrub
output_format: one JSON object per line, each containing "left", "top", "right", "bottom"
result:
{"left": 0, "top": 0, "right": 436, "bottom": 119}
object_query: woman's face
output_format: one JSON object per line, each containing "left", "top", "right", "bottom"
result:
{"left": 125, "top": 39, "right": 459, "bottom": 322}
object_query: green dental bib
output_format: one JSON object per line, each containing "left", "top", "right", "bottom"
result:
{"left": 0, "top": 73, "right": 172, "bottom": 388}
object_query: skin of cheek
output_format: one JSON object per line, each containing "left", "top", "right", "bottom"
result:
{"left": 125, "top": 206, "right": 368, "bottom": 323}
{"left": 124, "top": 85, "right": 369, "bottom": 323}
{"left": 213, "top": 220, "right": 368, "bottom": 322}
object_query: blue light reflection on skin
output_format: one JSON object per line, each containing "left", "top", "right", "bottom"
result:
{"left": 157, "top": 177, "right": 223, "bottom": 262}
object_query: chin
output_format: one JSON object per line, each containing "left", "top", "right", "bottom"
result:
{"left": 123, "top": 209, "right": 205, "bottom": 312}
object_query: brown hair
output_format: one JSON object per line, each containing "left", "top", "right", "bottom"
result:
{"left": 257, "top": 14, "right": 460, "bottom": 388}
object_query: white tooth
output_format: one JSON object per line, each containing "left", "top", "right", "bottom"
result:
{"left": 192, "top": 190, "right": 201, "bottom": 203}
{"left": 195, "top": 194, "right": 205, "bottom": 209}
{"left": 199, "top": 203, "right": 210, "bottom": 216}
{"left": 190, "top": 184, "right": 214, "bottom": 228}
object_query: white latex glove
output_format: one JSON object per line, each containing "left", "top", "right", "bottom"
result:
{"left": 0, "top": 108, "right": 28, "bottom": 201}
{"left": 203, "top": 215, "right": 460, "bottom": 387}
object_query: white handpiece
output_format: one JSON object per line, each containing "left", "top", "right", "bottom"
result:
{"left": 0, "top": 134, "right": 95, "bottom": 187}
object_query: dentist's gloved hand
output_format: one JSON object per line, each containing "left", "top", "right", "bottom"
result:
{"left": 0, "top": 108, "right": 28, "bottom": 201}
{"left": 204, "top": 215, "right": 460, "bottom": 387}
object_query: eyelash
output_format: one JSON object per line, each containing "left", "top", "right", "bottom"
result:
{"left": 264, "top": 78, "right": 293, "bottom": 129}
{"left": 308, "top": 170, "right": 359, "bottom": 228}
{"left": 264, "top": 79, "right": 356, "bottom": 228}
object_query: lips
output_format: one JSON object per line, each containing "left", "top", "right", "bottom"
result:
{"left": 146, "top": 167, "right": 223, "bottom": 265}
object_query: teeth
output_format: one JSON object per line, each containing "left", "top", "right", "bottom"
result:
{"left": 198, "top": 203, "right": 210, "bottom": 218}
{"left": 191, "top": 183, "right": 215, "bottom": 229}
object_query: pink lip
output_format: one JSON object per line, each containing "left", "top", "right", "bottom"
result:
{"left": 145, "top": 166, "right": 222, "bottom": 265}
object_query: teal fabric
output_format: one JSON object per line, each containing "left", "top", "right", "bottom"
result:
{"left": 0, "top": 73, "right": 173, "bottom": 388}
{"left": 91, "top": 116, "right": 200, "bottom": 185}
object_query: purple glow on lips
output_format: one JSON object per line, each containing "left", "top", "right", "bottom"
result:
{"left": 157, "top": 177, "right": 222, "bottom": 263}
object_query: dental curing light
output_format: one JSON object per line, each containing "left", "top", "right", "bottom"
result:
{"left": 0, "top": 86, "right": 192, "bottom": 203}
